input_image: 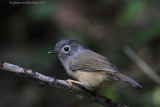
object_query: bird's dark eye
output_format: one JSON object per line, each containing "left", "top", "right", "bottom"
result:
{"left": 62, "top": 45, "right": 71, "bottom": 53}
{"left": 64, "top": 47, "right": 69, "bottom": 52}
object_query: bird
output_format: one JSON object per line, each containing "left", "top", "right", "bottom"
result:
{"left": 48, "top": 39, "right": 142, "bottom": 91}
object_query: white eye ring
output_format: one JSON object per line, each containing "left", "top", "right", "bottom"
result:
{"left": 62, "top": 45, "right": 71, "bottom": 53}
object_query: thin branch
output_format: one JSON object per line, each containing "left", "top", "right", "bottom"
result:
{"left": 123, "top": 46, "right": 160, "bottom": 84}
{"left": 0, "top": 61, "right": 127, "bottom": 107}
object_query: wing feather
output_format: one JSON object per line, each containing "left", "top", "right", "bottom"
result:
{"left": 69, "top": 50, "right": 118, "bottom": 72}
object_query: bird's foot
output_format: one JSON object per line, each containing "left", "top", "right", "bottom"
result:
{"left": 66, "top": 79, "right": 82, "bottom": 89}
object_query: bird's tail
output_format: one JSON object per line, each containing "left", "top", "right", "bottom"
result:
{"left": 106, "top": 72, "right": 142, "bottom": 89}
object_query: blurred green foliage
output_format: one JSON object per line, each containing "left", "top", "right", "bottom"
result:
{"left": 153, "top": 87, "right": 160, "bottom": 107}
{"left": 118, "top": 1, "right": 146, "bottom": 24}
{"left": 104, "top": 87, "right": 117, "bottom": 101}
{"left": 133, "top": 21, "right": 160, "bottom": 47}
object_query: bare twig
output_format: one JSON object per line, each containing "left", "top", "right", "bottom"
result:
{"left": 0, "top": 61, "right": 127, "bottom": 107}
{"left": 123, "top": 46, "right": 160, "bottom": 84}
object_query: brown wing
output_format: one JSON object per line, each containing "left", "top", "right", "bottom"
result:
{"left": 69, "top": 50, "right": 118, "bottom": 72}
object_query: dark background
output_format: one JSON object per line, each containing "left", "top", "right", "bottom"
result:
{"left": 0, "top": 0, "right": 160, "bottom": 107}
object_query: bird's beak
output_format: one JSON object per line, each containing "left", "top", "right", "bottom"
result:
{"left": 48, "top": 50, "right": 57, "bottom": 54}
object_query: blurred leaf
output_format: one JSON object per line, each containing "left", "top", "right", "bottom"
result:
{"left": 153, "top": 86, "right": 160, "bottom": 107}
{"left": 142, "top": 92, "right": 154, "bottom": 107}
{"left": 117, "top": 1, "right": 145, "bottom": 24}
{"left": 27, "top": 2, "right": 56, "bottom": 19}
{"left": 133, "top": 20, "right": 160, "bottom": 47}
{"left": 104, "top": 87, "right": 117, "bottom": 101}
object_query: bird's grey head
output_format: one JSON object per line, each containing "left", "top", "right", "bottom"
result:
{"left": 49, "top": 39, "right": 88, "bottom": 62}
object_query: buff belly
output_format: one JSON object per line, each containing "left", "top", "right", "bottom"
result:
{"left": 74, "top": 71, "right": 111, "bottom": 91}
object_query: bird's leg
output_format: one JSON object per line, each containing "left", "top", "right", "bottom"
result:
{"left": 66, "top": 79, "right": 82, "bottom": 89}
